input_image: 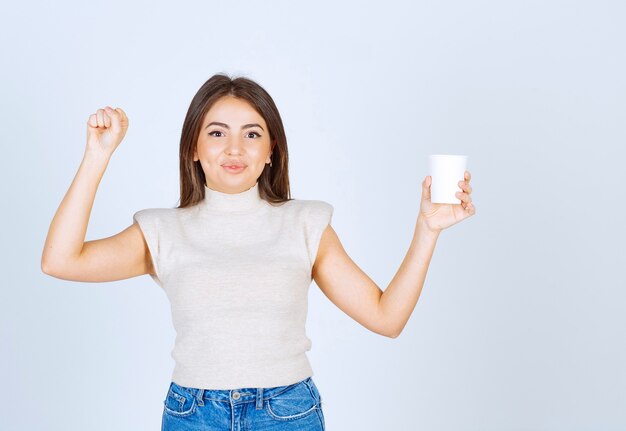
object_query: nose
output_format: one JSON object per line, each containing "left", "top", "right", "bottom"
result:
{"left": 224, "top": 136, "right": 244, "bottom": 154}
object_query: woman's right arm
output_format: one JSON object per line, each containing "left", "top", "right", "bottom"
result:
{"left": 40, "top": 106, "right": 154, "bottom": 282}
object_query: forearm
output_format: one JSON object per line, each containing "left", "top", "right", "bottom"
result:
{"left": 378, "top": 216, "right": 440, "bottom": 337}
{"left": 41, "top": 152, "right": 110, "bottom": 271}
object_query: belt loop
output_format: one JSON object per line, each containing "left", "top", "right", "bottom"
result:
{"left": 256, "top": 386, "right": 264, "bottom": 410}
{"left": 196, "top": 388, "right": 205, "bottom": 406}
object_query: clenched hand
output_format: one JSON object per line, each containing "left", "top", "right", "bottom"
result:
{"left": 85, "top": 106, "right": 129, "bottom": 159}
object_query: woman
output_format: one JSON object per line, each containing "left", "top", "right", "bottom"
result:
{"left": 41, "top": 73, "right": 475, "bottom": 430}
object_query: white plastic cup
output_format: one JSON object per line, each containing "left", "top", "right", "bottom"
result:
{"left": 428, "top": 154, "right": 468, "bottom": 204}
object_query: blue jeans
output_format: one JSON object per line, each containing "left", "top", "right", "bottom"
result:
{"left": 161, "top": 376, "right": 326, "bottom": 430}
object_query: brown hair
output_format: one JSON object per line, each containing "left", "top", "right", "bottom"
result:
{"left": 176, "top": 73, "right": 292, "bottom": 209}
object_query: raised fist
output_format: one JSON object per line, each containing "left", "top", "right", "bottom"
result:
{"left": 85, "top": 106, "right": 129, "bottom": 158}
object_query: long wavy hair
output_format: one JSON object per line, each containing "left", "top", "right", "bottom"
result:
{"left": 176, "top": 73, "right": 292, "bottom": 209}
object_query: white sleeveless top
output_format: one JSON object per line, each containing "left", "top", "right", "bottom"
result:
{"left": 133, "top": 181, "right": 333, "bottom": 389}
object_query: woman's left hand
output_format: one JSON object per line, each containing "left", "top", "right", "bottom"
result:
{"left": 418, "top": 170, "right": 476, "bottom": 233}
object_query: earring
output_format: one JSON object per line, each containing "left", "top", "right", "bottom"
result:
{"left": 270, "top": 160, "right": 273, "bottom": 167}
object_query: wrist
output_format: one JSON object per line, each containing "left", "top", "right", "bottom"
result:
{"left": 83, "top": 149, "right": 111, "bottom": 166}
{"left": 416, "top": 214, "right": 441, "bottom": 237}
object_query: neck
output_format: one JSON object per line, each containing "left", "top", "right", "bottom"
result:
{"left": 199, "top": 181, "right": 266, "bottom": 213}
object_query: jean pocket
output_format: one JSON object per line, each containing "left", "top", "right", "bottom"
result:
{"left": 163, "top": 382, "right": 197, "bottom": 417}
{"left": 305, "top": 377, "right": 323, "bottom": 406}
{"left": 266, "top": 380, "right": 319, "bottom": 421}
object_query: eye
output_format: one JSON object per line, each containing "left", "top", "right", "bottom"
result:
{"left": 208, "top": 130, "right": 224, "bottom": 137}
{"left": 246, "top": 131, "right": 261, "bottom": 138}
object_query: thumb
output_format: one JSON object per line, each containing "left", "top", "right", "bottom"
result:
{"left": 422, "top": 176, "right": 431, "bottom": 201}
{"left": 104, "top": 107, "right": 129, "bottom": 132}
{"left": 114, "top": 107, "right": 129, "bottom": 129}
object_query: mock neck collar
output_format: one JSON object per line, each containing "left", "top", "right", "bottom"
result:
{"left": 199, "top": 181, "right": 266, "bottom": 214}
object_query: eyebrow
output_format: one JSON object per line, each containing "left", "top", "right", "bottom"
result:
{"left": 205, "top": 121, "right": 265, "bottom": 131}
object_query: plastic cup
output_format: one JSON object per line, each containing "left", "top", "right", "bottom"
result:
{"left": 428, "top": 154, "right": 468, "bottom": 204}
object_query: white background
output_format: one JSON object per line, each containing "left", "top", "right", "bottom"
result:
{"left": 2, "top": 0, "right": 625, "bottom": 429}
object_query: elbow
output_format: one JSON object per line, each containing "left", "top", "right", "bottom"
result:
{"left": 41, "top": 256, "right": 63, "bottom": 277}
{"left": 41, "top": 259, "right": 56, "bottom": 276}
{"left": 370, "top": 324, "right": 400, "bottom": 339}
{"left": 375, "top": 304, "right": 402, "bottom": 338}
{"left": 380, "top": 325, "right": 401, "bottom": 339}
{"left": 41, "top": 249, "right": 55, "bottom": 275}
{"left": 376, "top": 316, "right": 402, "bottom": 338}
{"left": 41, "top": 249, "right": 77, "bottom": 277}
{"left": 386, "top": 322, "right": 405, "bottom": 338}
{"left": 41, "top": 256, "right": 52, "bottom": 275}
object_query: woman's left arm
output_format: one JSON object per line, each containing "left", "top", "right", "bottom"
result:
{"left": 378, "top": 170, "right": 476, "bottom": 336}
{"left": 312, "top": 171, "right": 475, "bottom": 338}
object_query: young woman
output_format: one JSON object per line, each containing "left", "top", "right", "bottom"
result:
{"left": 41, "top": 73, "right": 475, "bottom": 430}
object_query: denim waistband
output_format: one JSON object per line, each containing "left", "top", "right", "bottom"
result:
{"left": 171, "top": 376, "right": 315, "bottom": 409}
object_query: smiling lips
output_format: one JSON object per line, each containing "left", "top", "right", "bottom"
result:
{"left": 222, "top": 163, "right": 246, "bottom": 173}
{"left": 222, "top": 161, "right": 246, "bottom": 168}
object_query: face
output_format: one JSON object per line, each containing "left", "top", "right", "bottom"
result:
{"left": 194, "top": 95, "right": 273, "bottom": 194}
